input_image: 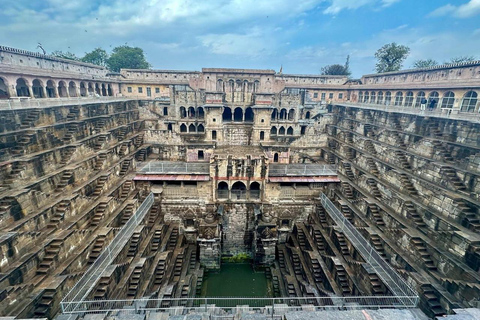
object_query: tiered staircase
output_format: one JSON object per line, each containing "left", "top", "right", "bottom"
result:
{"left": 55, "top": 170, "right": 73, "bottom": 191}
{"left": 20, "top": 109, "right": 41, "bottom": 129}
{"left": 394, "top": 150, "right": 411, "bottom": 169}
{"left": 119, "top": 159, "right": 131, "bottom": 175}
{"left": 368, "top": 204, "right": 385, "bottom": 227}
{"left": 369, "top": 274, "right": 386, "bottom": 295}
{"left": 88, "top": 235, "right": 106, "bottom": 264}
{"left": 398, "top": 173, "right": 418, "bottom": 196}
{"left": 340, "top": 205, "right": 353, "bottom": 222}
{"left": 118, "top": 143, "right": 128, "bottom": 157}
{"left": 421, "top": 285, "right": 446, "bottom": 317}
{"left": 168, "top": 227, "right": 179, "bottom": 250}
{"left": 63, "top": 124, "right": 77, "bottom": 142}
{"left": 11, "top": 134, "right": 33, "bottom": 155}
{"left": 411, "top": 237, "right": 437, "bottom": 271}
{"left": 120, "top": 204, "right": 134, "bottom": 226}
{"left": 364, "top": 140, "right": 376, "bottom": 154}
{"left": 370, "top": 235, "right": 386, "bottom": 258}
{"left": 92, "top": 176, "right": 108, "bottom": 197}
{"left": 151, "top": 229, "right": 162, "bottom": 252}
{"left": 119, "top": 181, "right": 132, "bottom": 200}
{"left": 404, "top": 201, "right": 426, "bottom": 228}
{"left": 93, "top": 277, "right": 110, "bottom": 299}
{"left": 90, "top": 202, "right": 107, "bottom": 227}
{"left": 127, "top": 266, "right": 142, "bottom": 297}
{"left": 431, "top": 140, "right": 454, "bottom": 162}
{"left": 33, "top": 289, "right": 55, "bottom": 318}
{"left": 335, "top": 264, "right": 350, "bottom": 294}
{"left": 154, "top": 259, "right": 167, "bottom": 286}
{"left": 341, "top": 182, "right": 354, "bottom": 199}
{"left": 127, "top": 232, "right": 141, "bottom": 257}
{"left": 291, "top": 252, "right": 303, "bottom": 276}
{"left": 456, "top": 199, "right": 480, "bottom": 232}
{"left": 441, "top": 167, "right": 467, "bottom": 191}
{"left": 136, "top": 148, "right": 147, "bottom": 161}
{"left": 312, "top": 229, "right": 325, "bottom": 253}
{"left": 366, "top": 178, "right": 382, "bottom": 198}
{"left": 94, "top": 153, "right": 107, "bottom": 170}
{"left": 342, "top": 162, "right": 354, "bottom": 180}
{"left": 335, "top": 231, "right": 350, "bottom": 256}
{"left": 66, "top": 106, "right": 80, "bottom": 121}
{"left": 366, "top": 157, "right": 379, "bottom": 175}
{"left": 47, "top": 200, "right": 70, "bottom": 228}
{"left": 59, "top": 146, "right": 76, "bottom": 165}
{"left": 36, "top": 239, "right": 63, "bottom": 275}
{"left": 134, "top": 134, "right": 144, "bottom": 147}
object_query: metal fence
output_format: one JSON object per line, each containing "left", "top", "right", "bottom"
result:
{"left": 319, "top": 193, "right": 418, "bottom": 304}
{"left": 61, "top": 192, "right": 154, "bottom": 313}
{"left": 60, "top": 296, "right": 418, "bottom": 315}
{"left": 138, "top": 161, "right": 210, "bottom": 174}
{"left": 0, "top": 96, "right": 134, "bottom": 110}
{"left": 269, "top": 164, "right": 337, "bottom": 177}
{"left": 337, "top": 101, "right": 480, "bottom": 123}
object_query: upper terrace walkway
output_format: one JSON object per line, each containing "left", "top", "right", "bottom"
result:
{"left": 0, "top": 96, "right": 135, "bottom": 110}
{"left": 336, "top": 101, "right": 480, "bottom": 123}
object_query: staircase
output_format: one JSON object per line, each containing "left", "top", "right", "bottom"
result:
{"left": 369, "top": 274, "right": 386, "bottom": 295}
{"left": 33, "top": 289, "right": 55, "bottom": 318}
{"left": 427, "top": 122, "right": 442, "bottom": 138}
{"left": 366, "top": 157, "right": 379, "bottom": 175}
{"left": 20, "top": 109, "right": 41, "bottom": 129}
{"left": 118, "top": 143, "right": 128, "bottom": 157}
{"left": 404, "top": 201, "right": 426, "bottom": 228}
{"left": 327, "top": 152, "right": 336, "bottom": 165}
{"left": 296, "top": 227, "right": 306, "bottom": 250}
{"left": 421, "top": 285, "right": 446, "bottom": 317}
{"left": 346, "top": 133, "right": 354, "bottom": 144}
{"left": 134, "top": 134, "right": 144, "bottom": 147}
{"left": 335, "top": 264, "right": 350, "bottom": 294}
{"left": 431, "top": 140, "right": 454, "bottom": 162}
{"left": 136, "top": 148, "right": 147, "bottom": 161}
{"left": 366, "top": 178, "right": 382, "bottom": 198}
{"left": 368, "top": 204, "right": 385, "bottom": 227}
{"left": 311, "top": 259, "right": 323, "bottom": 286}
{"left": 147, "top": 204, "right": 160, "bottom": 227}
{"left": 94, "top": 153, "right": 107, "bottom": 170}
{"left": 335, "top": 231, "right": 350, "bottom": 256}
{"left": 364, "top": 123, "right": 375, "bottom": 137}
{"left": 37, "top": 239, "right": 63, "bottom": 275}
{"left": 313, "top": 229, "right": 325, "bottom": 253}
{"left": 127, "top": 232, "right": 141, "bottom": 257}
{"left": 364, "top": 140, "right": 376, "bottom": 154}
{"left": 291, "top": 252, "right": 303, "bottom": 276}
{"left": 60, "top": 146, "right": 76, "bottom": 165}
{"left": 120, "top": 204, "right": 134, "bottom": 226}
{"left": 127, "top": 266, "right": 142, "bottom": 297}
{"left": 63, "top": 124, "right": 77, "bottom": 142}
{"left": 3, "top": 162, "right": 26, "bottom": 185}
{"left": 154, "top": 259, "right": 167, "bottom": 286}
{"left": 151, "top": 229, "right": 162, "bottom": 252}
{"left": 47, "top": 200, "right": 70, "bottom": 228}
{"left": 394, "top": 150, "right": 411, "bottom": 170}
{"left": 55, "top": 170, "right": 73, "bottom": 191}
{"left": 340, "top": 205, "right": 353, "bottom": 222}
{"left": 90, "top": 202, "right": 108, "bottom": 227}
{"left": 341, "top": 182, "right": 354, "bottom": 199}
{"left": 93, "top": 276, "right": 110, "bottom": 299}
{"left": 411, "top": 237, "right": 437, "bottom": 271}
{"left": 344, "top": 147, "right": 354, "bottom": 160}
{"left": 369, "top": 235, "right": 386, "bottom": 258}
{"left": 88, "top": 235, "right": 106, "bottom": 264}
{"left": 66, "top": 106, "right": 80, "bottom": 121}
{"left": 168, "top": 227, "right": 179, "bottom": 251}
{"left": 173, "top": 253, "right": 184, "bottom": 280}
{"left": 398, "top": 173, "right": 418, "bottom": 196}
{"left": 441, "top": 167, "right": 467, "bottom": 191}
{"left": 92, "top": 176, "right": 108, "bottom": 197}
{"left": 117, "top": 127, "right": 128, "bottom": 141}
{"left": 11, "top": 134, "right": 33, "bottom": 155}
{"left": 119, "top": 181, "right": 132, "bottom": 200}
{"left": 119, "top": 159, "right": 131, "bottom": 176}
{"left": 95, "top": 119, "right": 106, "bottom": 132}
{"left": 342, "top": 162, "right": 354, "bottom": 180}
{"left": 456, "top": 199, "right": 480, "bottom": 232}
{"left": 316, "top": 206, "right": 328, "bottom": 226}
{"left": 189, "top": 247, "right": 197, "bottom": 271}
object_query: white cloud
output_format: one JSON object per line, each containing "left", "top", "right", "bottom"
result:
{"left": 429, "top": 0, "right": 480, "bottom": 18}
{"left": 323, "top": 0, "right": 400, "bottom": 14}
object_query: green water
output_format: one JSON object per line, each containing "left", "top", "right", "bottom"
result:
{"left": 201, "top": 263, "right": 272, "bottom": 297}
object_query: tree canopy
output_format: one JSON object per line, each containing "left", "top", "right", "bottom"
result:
{"left": 412, "top": 59, "right": 438, "bottom": 69}
{"left": 374, "top": 43, "right": 410, "bottom": 73}
{"left": 321, "top": 56, "right": 351, "bottom": 76}
{"left": 51, "top": 50, "right": 79, "bottom": 61}
{"left": 445, "top": 56, "right": 476, "bottom": 64}
{"left": 81, "top": 48, "right": 108, "bottom": 67}
{"left": 106, "top": 45, "right": 151, "bottom": 72}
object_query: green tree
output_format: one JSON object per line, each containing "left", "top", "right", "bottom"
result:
{"left": 81, "top": 48, "right": 108, "bottom": 67}
{"left": 50, "top": 50, "right": 79, "bottom": 60}
{"left": 321, "top": 55, "right": 351, "bottom": 76}
{"left": 106, "top": 45, "right": 151, "bottom": 72}
{"left": 412, "top": 59, "right": 438, "bottom": 69}
{"left": 374, "top": 43, "right": 410, "bottom": 73}
{"left": 445, "top": 56, "right": 476, "bottom": 64}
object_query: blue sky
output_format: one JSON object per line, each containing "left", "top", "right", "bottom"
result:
{"left": 1, "top": 0, "right": 479, "bottom": 77}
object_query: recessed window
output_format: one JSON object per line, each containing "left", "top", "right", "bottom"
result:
{"left": 155, "top": 88, "right": 160, "bottom": 93}
{"left": 127, "top": 87, "right": 132, "bottom": 93}
{"left": 138, "top": 87, "right": 143, "bottom": 93}
{"left": 329, "top": 93, "right": 334, "bottom": 99}
{"left": 313, "top": 93, "right": 318, "bottom": 98}
{"left": 261, "top": 119, "right": 265, "bottom": 123}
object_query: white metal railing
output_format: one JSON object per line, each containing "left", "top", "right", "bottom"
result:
{"left": 0, "top": 96, "right": 135, "bottom": 110}
{"left": 138, "top": 161, "right": 210, "bottom": 175}
{"left": 61, "top": 193, "right": 154, "bottom": 313}
{"left": 60, "top": 296, "right": 418, "bottom": 315}
{"left": 269, "top": 164, "right": 337, "bottom": 177}
{"left": 337, "top": 101, "right": 480, "bottom": 123}
{"left": 319, "top": 193, "right": 418, "bottom": 303}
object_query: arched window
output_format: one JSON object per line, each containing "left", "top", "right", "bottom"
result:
{"left": 87, "top": 82, "right": 94, "bottom": 95}
{"left": 305, "top": 111, "right": 310, "bottom": 119}
{"left": 370, "top": 92, "right": 376, "bottom": 104}
{"left": 288, "top": 109, "right": 295, "bottom": 121}
{"left": 180, "top": 124, "right": 187, "bottom": 132}
{"left": 217, "top": 181, "right": 228, "bottom": 199}
{"left": 280, "top": 108, "right": 287, "bottom": 120}
{"left": 46, "top": 80, "right": 56, "bottom": 98}
{"left": 461, "top": 91, "right": 478, "bottom": 112}
{"left": 250, "top": 182, "right": 260, "bottom": 199}
{"left": 385, "top": 91, "right": 392, "bottom": 105}
{"left": 234, "top": 107, "right": 243, "bottom": 122}
{"left": 394, "top": 92, "right": 403, "bottom": 106}
{"left": 377, "top": 91, "right": 383, "bottom": 104}
{"left": 254, "top": 80, "right": 260, "bottom": 93}
{"left": 287, "top": 126, "right": 293, "bottom": 135}
{"left": 167, "top": 123, "right": 173, "bottom": 131}
{"left": 101, "top": 84, "right": 107, "bottom": 96}
{"left": 245, "top": 107, "right": 254, "bottom": 122}
{"left": 188, "top": 107, "right": 195, "bottom": 118}
{"left": 223, "top": 107, "right": 232, "bottom": 121}
{"left": 188, "top": 124, "right": 196, "bottom": 132}
{"left": 68, "top": 81, "right": 77, "bottom": 97}
{"left": 80, "top": 82, "right": 87, "bottom": 97}
{"left": 16, "top": 78, "right": 30, "bottom": 97}
{"left": 404, "top": 91, "right": 414, "bottom": 107}
{"left": 229, "top": 79, "right": 235, "bottom": 92}
{"left": 231, "top": 181, "right": 247, "bottom": 200}
{"left": 95, "top": 83, "right": 101, "bottom": 95}
{"left": 216, "top": 79, "right": 224, "bottom": 92}
{"left": 180, "top": 106, "right": 187, "bottom": 118}
{"left": 32, "top": 79, "right": 44, "bottom": 98}
{"left": 0, "top": 78, "right": 9, "bottom": 99}
{"left": 441, "top": 91, "right": 455, "bottom": 109}
{"left": 364, "top": 92, "right": 369, "bottom": 103}
{"left": 107, "top": 84, "right": 113, "bottom": 96}
{"left": 260, "top": 131, "right": 265, "bottom": 141}
{"left": 197, "top": 124, "right": 205, "bottom": 132}
{"left": 358, "top": 91, "right": 363, "bottom": 103}
{"left": 279, "top": 126, "right": 286, "bottom": 135}
{"left": 58, "top": 81, "right": 68, "bottom": 97}
{"left": 415, "top": 92, "right": 425, "bottom": 108}
{"left": 273, "top": 153, "right": 279, "bottom": 162}
{"left": 428, "top": 91, "right": 439, "bottom": 109}
{"left": 271, "top": 126, "right": 277, "bottom": 135}
{"left": 197, "top": 107, "right": 205, "bottom": 119}
{"left": 271, "top": 109, "right": 278, "bottom": 120}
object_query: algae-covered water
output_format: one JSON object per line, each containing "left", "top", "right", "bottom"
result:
{"left": 201, "top": 263, "right": 272, "bottom": 297}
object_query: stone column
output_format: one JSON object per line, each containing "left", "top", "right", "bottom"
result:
{"left": 53, "top": 86, "right": 59, "bottom": 98}
{"left": 28, "top": 85, "right": 34, "bottom": 98}
{"left": 41, "top": 87, "right": 47, "bottom": 98}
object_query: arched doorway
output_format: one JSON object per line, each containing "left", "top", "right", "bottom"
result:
{"left": 68, "top": 81, "right": 77, "bottom": 97}
{"left": 250, "top": 182, "right": 260, "bottom": 199}
{"left": 197, "top": 107, "right": 205, "bottom": 119}
{"left": 305, "top": 111, "right": 310, "bottom": 119}
{"left": 234, "top": 107, "right": 243, "bottom": 122}
{"left": 189, "top": 123, "right": 196, "bottom": 133}
{"left": 58, "top": 81, "right": 68, "bottom": 97}
{"left": 88, "top": 82, "right": 94, "bottom": 95}
{"left": 180, "top": 124, "right": 187, "bottom": 132}
{"left": 273, "top": 153, "right": 279, "bottom": 163}
{"left": 245, "top": 107, "right": 254, "bottom": 122}
{"left": 287, "top": 126, "right": 293, "bottom": 135}
{"left": 197, "top": 124, "right": 205, "bottom": 132}
{"left": 32, "top": 79, "right": 45, "bottom": 98}
{"left": 0, "top": 78, "right": 9, "bottom": 98}
{"left": 95, "top": 83, "right": 101, "bottom": 95}
{"left": 80, "top": 82, "right": 87, "bottom": 97}
{"left": 279, "top": 108, "right": 287, "bottom": 120}
{"left": 16, "top": 78, "right": 30, "bottom": 97}
{"left": 231, "top": 181, "right": 247, "bottom": 200}
{"left": 217, "top": 181, "right": 229, "bottom": 199}
{"left": 46, "top": 80, "right": 56, "bottom": 98}
{"left": 222, "top": 107, "right": 232, "bottom": 122}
